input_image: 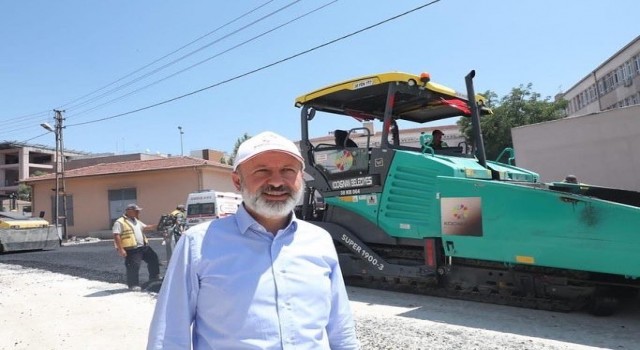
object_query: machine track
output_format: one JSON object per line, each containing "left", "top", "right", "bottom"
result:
{"left": 340, "top": 250, "right": 636, "bottom": 315}
{"left": 344, "top": 274, "right": 579, "bottom": 313}
{"left": 327, "top": 227, "right": 637, "bottom": 315}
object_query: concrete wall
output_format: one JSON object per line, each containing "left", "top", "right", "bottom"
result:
{"left": 512, "top": 105, "right": 640, "bottom": 191}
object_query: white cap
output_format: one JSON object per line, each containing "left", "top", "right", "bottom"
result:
{"left": 233, "top": 131, "right": 304, "bottom": 171}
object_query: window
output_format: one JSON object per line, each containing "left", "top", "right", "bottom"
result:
{"left": 597, "top": 80, "right": 605, "bottom": 96}
{"left": 620, "top": 65, "right": 628, "bottom": 80}
{"left": 108, "top": 188, "right": 137, "bottom": 226}
{"left": 606, "top": 73, "right": 615, "bottom": 92}
{"left": 625, "top": 61, "right": 633, "bottom": 78}
{"left": 577, "top": 94, "right": 583, "bottom": 109}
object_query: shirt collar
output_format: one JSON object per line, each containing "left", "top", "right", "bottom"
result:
{"left": 234, "top": 203, "right": 298, "bottom": 234}
{"left": 123, "top": 215, "right": 137, "bottom": 223}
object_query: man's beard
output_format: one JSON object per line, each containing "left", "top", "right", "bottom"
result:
{"left": 241, "top": 182, "right": 303, "bottom": 219}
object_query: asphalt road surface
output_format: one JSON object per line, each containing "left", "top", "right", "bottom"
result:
{"left": 0, "top": 237, "right": 170, "bottom": 290}
{"left": 3, "top": 238, "right": 640, "bottom": 349}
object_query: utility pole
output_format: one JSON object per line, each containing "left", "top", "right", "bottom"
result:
{"left": 57, "top": 110, "right": 69, "bottom": 241}
{"left": 45, "top": 110, "right": 68, "bottom": 241}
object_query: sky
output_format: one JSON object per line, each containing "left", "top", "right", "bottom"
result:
{"left": 2, "top": 0, "right": 638, "bottom": 157}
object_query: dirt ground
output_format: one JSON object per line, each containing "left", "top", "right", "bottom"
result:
{"left": 2, "top": 263, "right": 639, "bottom": 350}
{"left": 1, "top": 264, "right": 156, "bottom": 349}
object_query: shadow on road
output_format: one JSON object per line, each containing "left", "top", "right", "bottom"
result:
{"left": 348, "top": 286, "right": 640, "bottom": 349}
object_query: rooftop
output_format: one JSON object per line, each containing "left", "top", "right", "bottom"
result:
{"left": 24, "top": 156, "right": 231, "bottom": 182}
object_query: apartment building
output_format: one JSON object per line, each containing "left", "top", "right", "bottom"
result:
{"left": 562, "top": 35, "right": 640, "bottom": 117}
{"left": 513, "top": 36, "right": 640, "bottom": 191}
{"left": 0, "top": 142, "right": 85, "bottom": 196}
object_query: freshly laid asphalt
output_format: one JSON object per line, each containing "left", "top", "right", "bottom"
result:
{"left": 0, "top": 236, "right": 169, "bottom": 290}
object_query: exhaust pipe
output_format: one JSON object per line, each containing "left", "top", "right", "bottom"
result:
{"left": 465, "top": 70, "right": 487, "bottom": 168}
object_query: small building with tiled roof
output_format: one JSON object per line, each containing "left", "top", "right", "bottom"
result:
{"left": 23, "top": 156, "right": 236, "bottom": 238}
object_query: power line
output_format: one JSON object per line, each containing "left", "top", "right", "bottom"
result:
{"left": 63, "top": 0, "right": 304, "bottom": 117}
{"left": 67, "top": 0, "right": 441, "bottom": 128}
{"left": 22, "top": 131, "right": 53, "bottom": 143}
{"left": 67, "top": 0, "right": 337, "bottom": 120}
{"left": 3, "top": 1, "right": 315, "bottom": 142}
{"left": 0, "top": 108, "right": 52, "bottom": 129}
{"left": 0, "top": 111, "right": 54, "bottom": 139}
{"left": 1, "top": 0, "right": 284, "bottom": 124}
{"left": 59, "top": 0, "right": 282, "bottom": 112}
{"left": 0, "top": 110, "right": 51, "bottom": 124}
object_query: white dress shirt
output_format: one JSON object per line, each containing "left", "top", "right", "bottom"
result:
{"left": 147, "top": 205, "right": 360, "bottom": 350}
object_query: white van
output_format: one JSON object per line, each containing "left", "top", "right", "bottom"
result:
{"left": 185, "top": 190, "right": 242, "bottom": 228}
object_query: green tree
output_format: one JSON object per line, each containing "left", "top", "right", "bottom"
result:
{"left": 17, "top": 184, "right": 31, "bottom": 201}
{"left": 16, "top": 171, "right": 48, "bottom": 202}
{"left": 458, "top": 89, "right": 499, "bottom": 153}
{"left": 458, "top": 84, "right": 567, "bottom": 161}
{"left": 227, "top": 133, "right": 251, "bottom": 167}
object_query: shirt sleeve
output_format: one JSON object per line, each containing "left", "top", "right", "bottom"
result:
{"left": 112, "top": 220, "right": 122, "bottom": 235}
{"left": 147, "top": 232, "right": 199, "bottom": 349}
{"left": 326, "top": 257, "right": 361, "bottom": 349}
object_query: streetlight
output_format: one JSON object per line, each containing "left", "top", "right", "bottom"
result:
{"left": 178, "top": 126, "right": 184, "bottom": 156}
{"left": 40, "top": 122, "right": 54, "bottom": 132}
{"left": 40, "top": 110, "right": 67, "bottom": 241}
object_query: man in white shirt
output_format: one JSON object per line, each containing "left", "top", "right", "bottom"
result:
{"left": 147, "top": 131, "right": 360, "bottom": 349}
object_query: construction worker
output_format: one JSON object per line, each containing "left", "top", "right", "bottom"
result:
{"left": 113, "top": 203, "right": 160, "bottom": 291}
{"left": 169, "top": 204, "right": 187, "bottom": 243}
{"left": 431, "top": 129, "right": 448, "bottom": 149}
{"left": 161, "top": 204, "right": 187, "bottom": 262}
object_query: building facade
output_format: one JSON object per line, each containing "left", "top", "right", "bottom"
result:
{"left": 512, "top": 105, "right": 640, "bottom": 191}
{"left": 0, "top": 142, "right": 85, "bottom": 197}
{"left": 512, "top": 36, "right": 640, "bottom": 191}
{"left": 562, "top": 35, "right": 640, "bottom": 117}
{"left": 23, "top": 156, "right": 235, "bottom": 237}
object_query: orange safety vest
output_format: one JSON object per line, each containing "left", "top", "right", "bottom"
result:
{"left": 116, "top": 216, "right": 148, "bottom": 249}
